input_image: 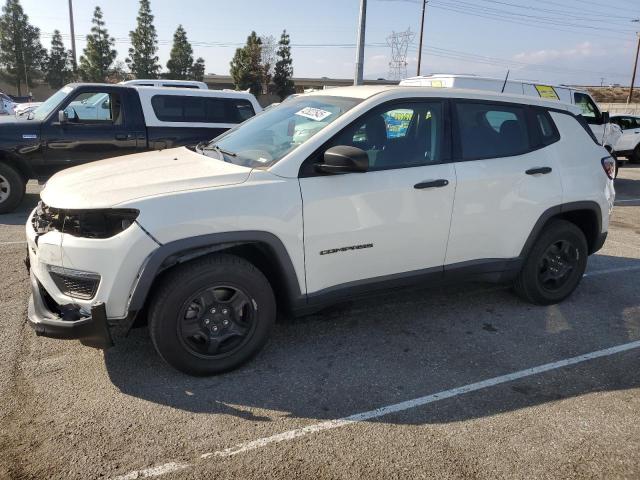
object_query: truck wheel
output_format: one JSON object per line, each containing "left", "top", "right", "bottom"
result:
{"left": 631, "top": 145, "right": 640, "bottom": 164}
{"left": 148, "top": 253, "right": 276, "bottom": 376}
{"left": 0, "top": 163, "right": 26, "bottom": 214}
{"left": 514, "top": 220, "right": 588, "bottom": 306}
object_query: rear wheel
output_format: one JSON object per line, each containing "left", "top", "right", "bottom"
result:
{"left": 514, "top": 220, "right": 588, "bottom": 305}
{"left": 0, "top": 163, "right": 26, "bottom": 214}
{"left": 148, "top": 254, "right": 276, "bottom": 376}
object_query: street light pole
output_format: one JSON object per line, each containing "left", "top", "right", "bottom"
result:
{"left": 354, "top": 0, "right": 367, "bottom": 86}
{"left": 68, "top": 0, "right": 77, "bottom": 71}
{"left": 417, "top": 0, "right": 428, "bottom": 76}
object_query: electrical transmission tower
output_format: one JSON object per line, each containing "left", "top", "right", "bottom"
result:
{"left": 387, "top": 28, "right": 415, "bottom": 80}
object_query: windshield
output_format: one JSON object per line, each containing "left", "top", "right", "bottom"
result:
{"left": 31, "top": 86, "right": 73, "bottom": 121}
{"left": 202, "top": 95, "right": 361, "bottom": 168}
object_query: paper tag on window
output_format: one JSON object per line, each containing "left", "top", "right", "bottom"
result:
{"left": 295, "top": 107, "right": 332, "bottom": 121}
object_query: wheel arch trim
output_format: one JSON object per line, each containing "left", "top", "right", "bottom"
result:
{"left": 127, "top": 231, "right": 304, "bottom": 316}
{"left": 520, "top": 201, "right": 603, "bottom": 258}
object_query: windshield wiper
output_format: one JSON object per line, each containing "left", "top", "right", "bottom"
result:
{"left": 209, "top": 144, "right": 237, "bottom": 157}
{"left": 195, "top": 141, "right": 237, "bottom": 159}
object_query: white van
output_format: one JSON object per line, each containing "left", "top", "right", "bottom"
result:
{"left": 400, "top": 74, "right": 622, "bottom": 155}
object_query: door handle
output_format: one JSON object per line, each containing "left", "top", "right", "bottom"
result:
{"left": 525, "top": 167, "right": 552, "bottom": 175}
{"left": 414, "top": 179, "right": 449, "bottom": 189}
{"left": 115, "top": 133, "right": 134, "bottom": 141}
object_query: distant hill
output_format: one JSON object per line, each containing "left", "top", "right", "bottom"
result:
{"left": 585, "top": 86, "right": 639, "bottom": 103}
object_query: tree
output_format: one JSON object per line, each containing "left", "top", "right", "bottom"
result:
{"left": 273, "top": 30, "right": 294, "bottom": 100}
{"left": 126, "top": 0, "right": 160, "bottom": 79}
{"left": 79, "top": 6, "right": 117, "bottom": 82}
{"left": 44, "top": 30, "right": 72, "bottom": 89}
{"left": 229, "top": 31, "right": 262, "bottom": 95}
{"left": 190, "top": 57, "right": 205, "bottom": 81}
{"left": 0, "top": 0, "right": 46, "bottom": 95}
{"left": 166, "top": 25, "right": 193, "bottom": 80}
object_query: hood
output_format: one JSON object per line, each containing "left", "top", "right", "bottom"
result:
{"left": 40, "top": 147, "right": 252, "bottom": 209}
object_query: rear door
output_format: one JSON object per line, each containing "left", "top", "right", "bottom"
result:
{"left": 40, "top": 87, "right": 138, "bottom": 173}
{"left": 299, "top": 99, "right": 456, "bottom": 295}
{"left": 445, "top": 100, "right": 563, "bottom": 266}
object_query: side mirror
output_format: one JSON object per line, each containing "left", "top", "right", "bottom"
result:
{"left": 601, "top": 111, "right": 610, "bottom": 124}
{"left": 315, "top": 146, "right": 369, "bottom": 174}
{"left": 58, "top": 110, "right": 68, "bottom": 124}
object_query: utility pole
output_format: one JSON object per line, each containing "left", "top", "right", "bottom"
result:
{"left": 354, "top": 0, "right": 367, "bottom": 85}
{"left": 417, "top": 0, "right": 428, "bottom": 76}
{"left": 68, "top": 0, "right": 77, "bottom": 71}
{"left": 628, "top": 33, "right": 640, "bottom": 104}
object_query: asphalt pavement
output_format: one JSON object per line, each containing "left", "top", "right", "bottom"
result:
{"left": 1, "top": 166, "right": 639, "bottom": 480}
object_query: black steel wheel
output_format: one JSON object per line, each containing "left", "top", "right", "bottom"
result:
{"left": 149, "top": 254, "right": 276, "bottom": 376}
{"left": 514, "top": 220, "right": 588, "bottom": 305}
{"left": 177, "top": 285, "right": 256, "bottom": 359}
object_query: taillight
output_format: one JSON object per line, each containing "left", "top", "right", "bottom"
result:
{"left": 601, "top": 156, "right": 616, "bottom": 180}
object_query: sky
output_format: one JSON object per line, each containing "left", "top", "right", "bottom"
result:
{"left": 16, "top": 0, "right": 640, "bottom": 86}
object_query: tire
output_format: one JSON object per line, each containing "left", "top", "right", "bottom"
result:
{"left": 514, "top": 220, "right": 588, "bottom": 306}
{"left": 148, "top": 253, "right": 276, "bottom": 376}
{"left": 631, "top": 145, "right": 640, "bottom": 164}
{"left": 0, "top": 162, "right": 26, "bottom": 214}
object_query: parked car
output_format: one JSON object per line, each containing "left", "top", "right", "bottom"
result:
{"left": 610, "top": 114, "right": 640, "bottom": 163}
{"left": 14, "top": 102, "right": 42, "bottom": 117}
{"left": 0, "top": 92, "right": 16, "bottom": 115}
{"left": 0, "top": 83, "right": 261, "bottom": 213}
{"left": 26, "top": 85, "right": 615, "bottom": 375}
{"left": 121, "top": 79, "right": 208, "bottom": 89}
{"left": 399, "top": 74, "right": 623, "bottom": 157}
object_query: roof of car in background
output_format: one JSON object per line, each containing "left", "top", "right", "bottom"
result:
{"left": 302, "top": 85, "right": 581, "bottom": 114}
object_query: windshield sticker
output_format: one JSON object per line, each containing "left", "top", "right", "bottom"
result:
{"left": 295, "top": 107, "right": 332, "bottom": 121}
{"left": 534, "top": 85, "right": 560, "bottom": 100}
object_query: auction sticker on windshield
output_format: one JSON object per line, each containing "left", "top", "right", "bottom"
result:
{"left": 296, "top": 107, "right": 332, "bottom": 121}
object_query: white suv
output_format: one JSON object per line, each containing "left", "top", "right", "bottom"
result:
{"left": 26, "top": 86, "right": 616, "bottom": 375}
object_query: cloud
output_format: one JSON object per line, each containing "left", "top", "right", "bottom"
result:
{"left": 513, "top": 42, "right": 601, "bottom": 64}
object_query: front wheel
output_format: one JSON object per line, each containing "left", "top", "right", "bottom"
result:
{"left": 0, "top": 163, "right": 26, "bottom": 214}
{"left": 514, "top": 220, "right": 588, "bottom": 305}
{"left": 148, "top": 254, "right": 276, "bottom": 376}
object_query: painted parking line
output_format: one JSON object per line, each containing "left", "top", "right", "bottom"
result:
{"left": 584, "top": 264, "right": 640, "bottom": 277}
{"left": 0, "top": 240, "right": 26, "bottom": 246}
{"left": 112, "top": 339, "right": 640, "bottom": 480}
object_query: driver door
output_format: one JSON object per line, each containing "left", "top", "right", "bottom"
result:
{"left": 40, "top": 88, "right": 137, "bottom": 174}
{"left": 299, "top": 100, "right": 456, "bottom": 296}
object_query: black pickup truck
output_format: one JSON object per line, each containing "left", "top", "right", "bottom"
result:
{"left": 0, "top": 83, "right": 261, "bottom": 213}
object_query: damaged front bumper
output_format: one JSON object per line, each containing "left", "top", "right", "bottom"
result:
{"left": 27, "top": 271, "right": 113, "bottom": 349}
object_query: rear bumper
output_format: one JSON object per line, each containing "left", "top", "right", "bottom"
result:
{"left": 27, "top": 272, "right": 113, "bottom": 349}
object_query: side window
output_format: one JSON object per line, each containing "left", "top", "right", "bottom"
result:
{"left": 455, "top": 102, "right": 530, "bottom": 160}
{"left": 332, "top": 101, "right": 443, "bottom": 171}
{"left": 151, "top": 95, "right": 256, "bottom": 124}
{"left": 65, "top": 92, "right": 120, "bottom": 124}
{"left": 574, "top": 93, "right": 602, "bottom": 125}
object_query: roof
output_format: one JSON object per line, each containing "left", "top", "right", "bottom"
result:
{"left": 302, "top": 85, "right": 580, "bottom": 112}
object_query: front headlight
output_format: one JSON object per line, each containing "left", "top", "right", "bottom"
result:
{"left": 32, "top": 202, "right": 139, "bottom": 239}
